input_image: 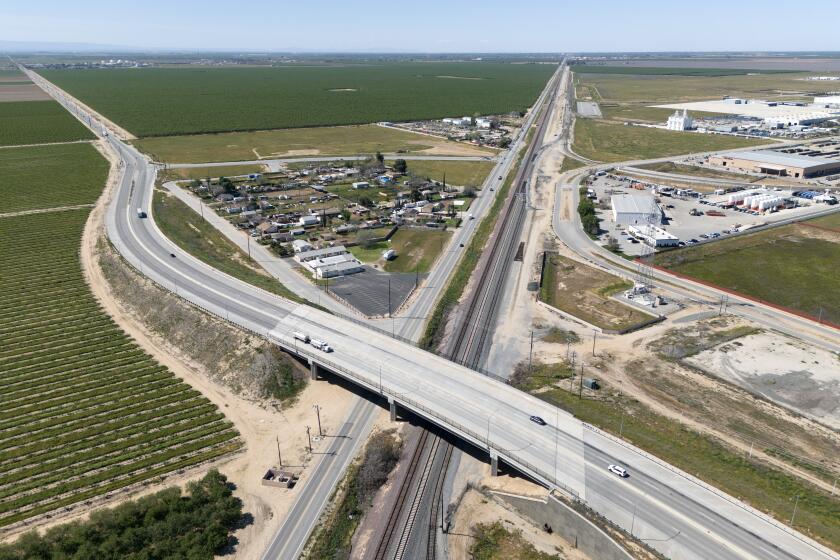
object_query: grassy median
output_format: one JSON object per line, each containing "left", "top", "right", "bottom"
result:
{"left": 152, "top": 189, "right": 306, "bottom": 304}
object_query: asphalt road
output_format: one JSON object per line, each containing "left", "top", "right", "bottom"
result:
{"left": 28, "top": 68, "right": 839, "bottom": 560}
{"left": 261, "top": 399, "right": 378, "bottom": 560}
{"left": 551, "top": 175, "right": 840, "bottom": 354}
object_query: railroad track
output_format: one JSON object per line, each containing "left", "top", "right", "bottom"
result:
{"left": 371, "top": 63, "right": 566, "bottom": 560}
{"left": 372, "top": 428, "right": 430, "bottom": 560}
{"left": 449, "top": 67, "right": 562, "bottom": 366}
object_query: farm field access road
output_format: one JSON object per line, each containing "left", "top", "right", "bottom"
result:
{"left": 25, "top": 67, "right": 840, "bottom": 560}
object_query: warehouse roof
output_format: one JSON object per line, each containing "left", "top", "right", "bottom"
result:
{"left": 629, "top": 224, "right": 677, "bottom": 241}
{"left": 723, "top": 150, "right": 838, "bottom": 169}
{"left": 611, "top": 194, "right": 659, "bottom": 215}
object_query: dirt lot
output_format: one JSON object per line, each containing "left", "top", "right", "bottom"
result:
{"left": 0, "top": 84, "right": 51, "bottom": 102}
{"left": 685, "top": 330, "right": 840, "bottom": 430}
{"left": 449, "top": 487, "right": 588, "bottom": 560}
{"left": 528, "top": 312, "right": 840, "bottom": 492}
{"left": 540, "top": 253, "right": 654, "bottom": 331}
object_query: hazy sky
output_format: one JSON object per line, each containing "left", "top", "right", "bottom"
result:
{"left": 3, "top": 0, "right": 839, "bottom": 52}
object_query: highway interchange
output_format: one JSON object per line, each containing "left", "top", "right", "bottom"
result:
{"left": 26, "top": 66, "right": 840, "bottom": 560}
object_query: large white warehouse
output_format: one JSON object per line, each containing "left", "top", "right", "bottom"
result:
{"left": 814, "top": 95, "right": 840, "bottom": 107}
{"left": 611, "top": 194, "right": 662, "bottom": 225}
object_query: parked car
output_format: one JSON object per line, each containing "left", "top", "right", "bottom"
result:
{"left": 529, "top": 415, "right": 547, "bottom": 426}
{"left": 608, "top": 464, "right": 629, "bottom": 478}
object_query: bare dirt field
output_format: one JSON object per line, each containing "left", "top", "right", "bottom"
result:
{"left": 528, "top": 311, "right": 840, "bottom": 491}
{"left": 0, "top": 84, "right": 51, "bottom": 102}
{"left": 449, "top": 487, "right": 587, "bottom": 560}
{"left": 686, "top": 331, "right": 840, "bottom": 430}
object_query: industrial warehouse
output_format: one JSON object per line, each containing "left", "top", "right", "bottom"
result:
{"left": 611, "top": 194, "right": 663, "bottom": 225}
{"left": 707, "top": 150, "right": 840, "bottom": 178}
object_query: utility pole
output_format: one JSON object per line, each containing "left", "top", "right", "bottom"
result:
{"left": 630, "top": 503, "right": 637, "bottom": 537}
{"left": 247, "top": 235, "right": 251, "bottom": 259}
{"left": 578, "top": 363, "right": 584, "bottom": 399}
{"left": 790, "top": 495, "right": 800, "bottom": 526}
{"left": 276, "top": 435, "right": 282, "bottom": 467}
{"left": 592, "top": 329, "right": 597, "bottom": 357}
{"left": 306, "top": 426, "right": 312, "bottom": 453}
{"left": 388, "top": 276, "right": 392, "bottom": 318}
{"left": 313, "top": 405, "right": 322, "bottom": 437}
{"left": 528, "top": 330, "right": 534, "bottom": 376}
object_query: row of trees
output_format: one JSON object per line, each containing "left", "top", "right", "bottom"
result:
{"left": 0, "top": 470, "right": 243, "bottom": 560}
{"left": 577, "top": 187, "right": 600, "bottom": 237}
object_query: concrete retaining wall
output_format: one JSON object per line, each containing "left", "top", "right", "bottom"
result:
{"left": 492, "top": 491, "right": 633, "bottom": 560}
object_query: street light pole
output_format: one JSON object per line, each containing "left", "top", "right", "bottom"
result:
{"left": 306, "top": 426, "right": 312, "bottom": 453}
{"left": 790, "top": 495, "right": 800, "bottom": 526}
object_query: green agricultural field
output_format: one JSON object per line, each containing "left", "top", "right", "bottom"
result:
{"left": 164, "top": 164, "right": 267, "bottom": 181}
{"left": 0, "top": 100, "right": 94, "bottom": 146}
{"left": 135, "top": 124, "right": 494, "bottom": 163}
{"left": 572, "top": 119, "right": 769, "bottom": 162}
{"left": 653, "top": 219, "right": 840, "bottom": 324}
{"left": 599, "top": 104, "right": 725, "bottom": 123}
{"left": 391, "top": 159, "right": 495, "bottom": 188}
{"left": 635, "top": 161, "right": 760, "bottom": 182}
{"left": 0, "top": 210, "right": 240, "bottom": 528}
{"left": 42, "top": 63, "right": 555, "bottom": 137}
{"left": 0, "top": 143, "right": 109, "bottom": 214}
{"left": 571, "top": 65, "right": 794, "bottom": 76}
{"left": 573, "top": 72, "right": 839, "bottom": 104}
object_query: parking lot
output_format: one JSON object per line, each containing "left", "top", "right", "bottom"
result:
{"left": 588, "top": 174, "right": 838, "bottom": 256}
{"left": 327, "top": 267, "right": 423, "bottom": 317}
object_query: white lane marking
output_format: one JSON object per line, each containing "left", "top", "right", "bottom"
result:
{"left": 615, "top": 476, "right": 765, "bottom": 560}
{"left": 120, "top": 160, "right": 284, "bottom": 326}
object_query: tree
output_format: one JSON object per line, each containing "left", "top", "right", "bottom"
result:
{"left": 498, "top": 136, "right": 512, "bottom": 149}
{"left": 462, "top": 187, "right": 476, "bottom": 198}
{"left": 356, "top": 229, "right": 376, "bottom": 248}
{"left": 393, "top": 159, "right": 408, "bottom": 174}
{"left": 358, "top": 196, "right": 374, "bottom": 208}
{"left": 0, "top": 471, "right": 243, "bottom": 560}
{"left": 375, "top": 151, "right": 384, "bottom": 164}
{"left": 410, "top": 189, "right": 423, "bottom": 202}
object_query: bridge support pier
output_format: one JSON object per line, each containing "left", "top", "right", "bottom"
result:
{"left": 388, "top": 397, "right": 397, "bottom": 422}
{"left": 490, "top": 450, "right": 499, "bottom": 477}
{"left": 309, "top": 361, "right": 318, "bottom": 381}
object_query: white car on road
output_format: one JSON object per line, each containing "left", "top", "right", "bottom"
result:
{"left": 608, "top": 464, "right": 629, "bottom": 478}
